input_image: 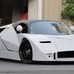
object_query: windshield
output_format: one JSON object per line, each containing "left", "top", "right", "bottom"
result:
{"left": 31, "top": 21, "right": 70, "bottom": 35}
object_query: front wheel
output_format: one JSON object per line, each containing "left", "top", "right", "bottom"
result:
{"left": 19, "top": 39, "right": 32, "bottom": 64}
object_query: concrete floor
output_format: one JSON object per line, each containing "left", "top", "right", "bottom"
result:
{"left": 0, "top": 59, "right": 74, "bottom": 74}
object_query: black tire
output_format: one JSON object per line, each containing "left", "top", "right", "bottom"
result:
{"left": 19, "top": 39, "right": 32, "bottom": 64}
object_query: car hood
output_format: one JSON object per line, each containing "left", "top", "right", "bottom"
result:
{"left": 47, "top": 35, "right": 74, "bottom": 52}
{"left": 20, "top": 34, "right": 74, "bottom": 52}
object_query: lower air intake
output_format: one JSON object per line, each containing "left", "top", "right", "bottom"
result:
{"left": 58, "top": 51, "right": 74, "bottom": 58}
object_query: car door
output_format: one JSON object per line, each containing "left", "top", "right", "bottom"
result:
{"left": 1, "top": 26, "right": 20, "bottom": 51}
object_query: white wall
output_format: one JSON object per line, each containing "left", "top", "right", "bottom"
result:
{"left": 28, "top": 0, "right": 62, "bottom": 21}
{"left": 28, "top": 0, "right": 38, "bottom": 19}
{"left": 43, "top": 0, "right": 62, "bottom": 21}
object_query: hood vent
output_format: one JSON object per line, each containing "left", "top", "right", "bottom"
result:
{"left": 40, "top": 41, "right": 51, "bottom": 43}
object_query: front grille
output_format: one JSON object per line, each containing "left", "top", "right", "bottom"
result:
{"left": 58, "top": 51, "right": 74, "bottom": 58}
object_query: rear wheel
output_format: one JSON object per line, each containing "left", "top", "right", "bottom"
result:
{"left": 19, "top": 39, "right": 32, "bottom": 64}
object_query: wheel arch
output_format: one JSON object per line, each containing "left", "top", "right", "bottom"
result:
{"left": 19, "top": 38, "right": 32, "bottom": 52}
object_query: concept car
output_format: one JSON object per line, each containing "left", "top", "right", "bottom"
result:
{"left": 0, "top": 20, "right": 74, "bottom": 63}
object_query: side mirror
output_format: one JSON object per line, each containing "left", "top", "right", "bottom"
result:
{"left": 16, "top": 25, "right": 23, "bottom": 33}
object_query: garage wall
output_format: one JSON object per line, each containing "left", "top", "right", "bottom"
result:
{"left": 28, "top": 0, "right": 38, "bottom": 19}
{"left": 42, "top": 0, "right": 62, "bottom": 21}
{"left": 28, "top": 0, "right": 62, "bottom": 21}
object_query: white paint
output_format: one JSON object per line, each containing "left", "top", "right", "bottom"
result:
{"left": 0, "top": 21, "right": 74, "bottom": 62}
{"left": 1, "top": 26, "right": 19, "bottom": 51}
{"left": 38, "top": 0, "right": 43, "bottom": 19}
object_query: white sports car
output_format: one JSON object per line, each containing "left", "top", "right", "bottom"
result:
{"left": 0, "top": 20, "right": 74, "bottom": 63}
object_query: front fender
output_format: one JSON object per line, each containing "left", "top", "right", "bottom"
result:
{"left": 18, "top": 34, "right": 57, "bottom": 61}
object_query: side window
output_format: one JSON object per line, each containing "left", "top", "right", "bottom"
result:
{"left": 0, "top": 28, "right": 5, "bottom": 33}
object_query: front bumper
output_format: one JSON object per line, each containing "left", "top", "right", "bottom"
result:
{"left": 33, "top": 51, "right": 74, "bottom": 62}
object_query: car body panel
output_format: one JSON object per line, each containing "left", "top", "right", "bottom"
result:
{"left": 0, "top": 20, "right": 74, "bottom": 62}
{"left": 1, "top": 26, "right": 20, "bottom": 51}
{"left": 18, "top": 34, "right": 57, "bottom": 61}
{"left": 47, "top": 35, "right": 74, "bottom": 52}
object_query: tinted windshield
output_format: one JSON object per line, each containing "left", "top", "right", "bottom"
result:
{"left": 31, "top": 21, "right": 70, "bottom": 35}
